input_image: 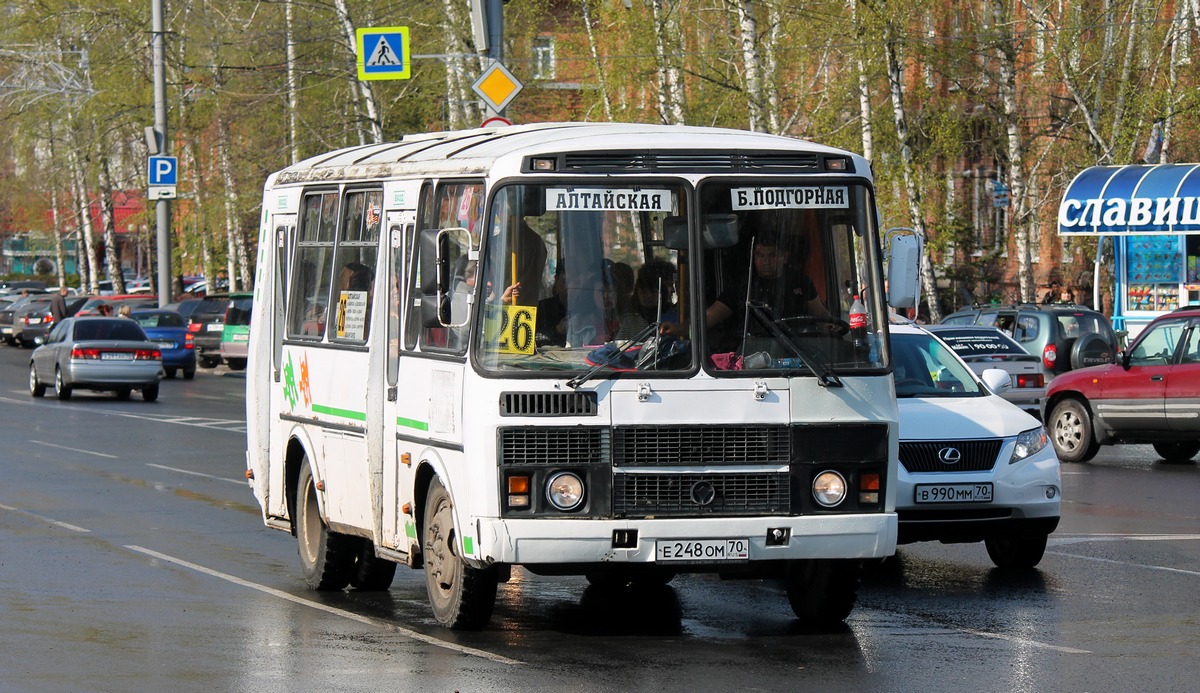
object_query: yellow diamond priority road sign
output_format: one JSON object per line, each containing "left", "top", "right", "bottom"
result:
{"left": 472, "top": 62, "right": 523, "bottom": 113}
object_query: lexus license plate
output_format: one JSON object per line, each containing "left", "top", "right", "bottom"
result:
{"left": 656, "top": 539, "right": 749, "bottom": 563}
{"left": 914, "top": 483, "right": 993, "bottom": 503}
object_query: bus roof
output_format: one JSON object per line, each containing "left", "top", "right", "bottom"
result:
{"left": 271, "top": 122, "right": 869, "bottom": 186}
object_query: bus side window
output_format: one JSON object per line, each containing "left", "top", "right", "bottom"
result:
{"left": 287, "top": 191, "right": 338, "bottom": 339}
{"left": 330, "top": 189, "right": 382, "bottom": 342}
{"left": 405, "top": 184, "right": 435, "bottom": 351}
{"left": 407, "top": 182, "right": 480, "bottom": 353}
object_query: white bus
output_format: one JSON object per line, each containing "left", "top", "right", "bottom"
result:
{"left": 246, "top": 123, "right": 919, "bottom": 630}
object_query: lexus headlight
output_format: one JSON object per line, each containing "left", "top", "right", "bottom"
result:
{"left": 1010, "top": 426, "right": 1049, "bottom": 464}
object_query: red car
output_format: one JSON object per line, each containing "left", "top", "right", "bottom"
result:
{"left": 1043, "top": 307, "right": 1200, "bottom": 463}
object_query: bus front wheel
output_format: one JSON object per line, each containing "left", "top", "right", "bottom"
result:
{"left": 295, "top": 459, "right": 354, "bottom": 591}
{"left": 422, "top": 477, "right": 498, "bottom": 630}
{"left": 785, "top": 559, "right": 862, "bottom": 627}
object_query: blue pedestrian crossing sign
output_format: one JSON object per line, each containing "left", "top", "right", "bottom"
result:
{"left": 356, "top": 27, "right": 411, "bottom": 81}
{"left": 148, "top": 156, "right": 178, "bottom": 186}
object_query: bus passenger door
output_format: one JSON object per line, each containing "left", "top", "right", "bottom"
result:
{"left": 259, "top": 213, "right": 294, "bottom": 519}
{"left": 381, "top": 211, "right": 417, "bottom": 554}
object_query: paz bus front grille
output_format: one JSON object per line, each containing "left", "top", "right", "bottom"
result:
{"left": 612, "top": 471, "right": 790, "bottom": 517}
{"left": 613, "top": 425, "right": 791, "bottom": 466}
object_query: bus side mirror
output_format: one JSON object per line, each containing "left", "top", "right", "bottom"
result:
{"left": 419, "top": 229, "right": 452, "bottom": 327}
{"left": 885, "top": 228, "right": 922, "bottom": 310}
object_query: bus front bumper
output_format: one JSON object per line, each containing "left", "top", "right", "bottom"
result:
{"left": 472, "top": 513, "right": 897, "bottom": 567}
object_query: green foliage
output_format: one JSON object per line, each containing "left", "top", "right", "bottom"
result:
{"left": 1, "top": 0, "right": 1196, "bottom": 299}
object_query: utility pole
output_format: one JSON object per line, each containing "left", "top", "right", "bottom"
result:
{"left": 152, "top": 0, "right": 172, "bottom": 306}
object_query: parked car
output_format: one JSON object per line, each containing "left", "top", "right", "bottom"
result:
{"left": 6, "top": 295, "right": 53, "bottom": 346}
{"left": 1, "top": 294, "right": 52, "bottom": 346}
{"left": 16, "top": 295, "right": 90, "bottom": 347}
{"left": 1043, "top": 306, "right": 1200, "bottom": 463}
{"left": 75, "top": 295, "right": 159, "bottom": 316}
{"left": 131, "top": 309, "right": 196, "bottom": 380}
{"left": 163, "top": 298, "right": 205, "bottom": 322}
{"left": 219, "top": 294, "right": 253, "bottom": 371}
{"left": 186, "top": 293, "right": 246, "bottom": 368}
{"left": 923, "top": 324, "right": 1047, "bottom": 418}
{"left": 0, "top": 280, "right": 48, "bottom": 294}
{"left": 29, "top": 316, "right": 163, "bottom": 401}
{"left": 891, "top": 322, "right": 1061, "bottom": 569}
{"left": 939, "top": 303, "right": 1118, "bottom": 382}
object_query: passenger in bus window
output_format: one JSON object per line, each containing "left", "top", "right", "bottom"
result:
{"left": 662, "top": 234, "right": 827, "bottom": 341}
{"left": 616, "top": 259, "right": 679, "bottom": 339}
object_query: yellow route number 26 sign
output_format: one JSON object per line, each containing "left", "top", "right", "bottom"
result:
{"left": 483, "top": 304, "right": 536, "bottom": 355}
{"left": 356, "top": 27, "right": 411, "bottom": 81}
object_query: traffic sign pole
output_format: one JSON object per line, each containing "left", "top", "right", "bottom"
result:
{"left": 152, "top": 0, "right": 171, "bottom": 307}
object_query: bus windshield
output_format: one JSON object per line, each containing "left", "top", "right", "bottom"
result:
{"left": 473, "top": 183, "right": 690, "bottom": 374}
{"left": 471, "top": 180, "right": 887, "bottom": 376}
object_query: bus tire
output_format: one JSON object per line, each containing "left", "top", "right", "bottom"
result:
{"left": 349, "top": 539, "right": 397, "bottom": 591}
{"left": 423, "top": 477, "right": 498, "bottom": 630}
{"left": 296, "top": 459, "right": 354, "bottom": 591}
{"left": 784, "top": 559, "right": 861, "bottom": 627}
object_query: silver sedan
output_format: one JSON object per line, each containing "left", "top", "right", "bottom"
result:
{"left": 29, "top": 317, "right": 164, "bottom": 401}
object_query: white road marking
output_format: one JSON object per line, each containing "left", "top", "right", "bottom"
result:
{"left": 1045, "top": 550, "right": 1200, "bottom": 578}
{"left": 29, "top": 440, "right": 118, "bottom": 459}
{"left": 2, "top": 393, "right": 244, "bottom": 432}
{"left": 126, "top": 545, "right": 521, "bottom": 665}
{"left": 952, "top": 625, "right": 1090, "bottom": 654}
{"left": 146, "top": 463, "right": 245, "bottom": 485}
{"left": 1051, "top": 533, "right": 1200, "bottom": 546}
{"left": 0, "top": 502, "right": 91, "bottom": 533}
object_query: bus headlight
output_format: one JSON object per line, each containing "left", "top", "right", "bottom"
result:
{"left": 812, "top": 470, "right": 847, "bottom": 507}
{"left": 545, "top": 472, "right": 585, "bottom": 511}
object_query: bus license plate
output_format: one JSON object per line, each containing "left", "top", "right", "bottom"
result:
{"left": 914, "top": 483, "right": 993, "bottom": 503}
{"left": 656, "top": 539, "right": 749, "bottom": 563}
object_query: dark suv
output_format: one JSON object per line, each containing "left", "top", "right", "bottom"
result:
{"left": 939, "top": 303, "right": 1118, "bottom": 381}
{"left": 186, "top": 293, "right": 235, "bottom": 368}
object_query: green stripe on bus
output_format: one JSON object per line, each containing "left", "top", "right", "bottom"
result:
{"left": 397, "top": 416, "right": 429, "bottom": 431}
{"left": 405, "top": 522, "right": 417, "bottom": 539}
{"left": 311, "top": 403, "right": 366, "bottom": 421}
{"left": 463, "top": 536, "right": 474, "bottom": 556}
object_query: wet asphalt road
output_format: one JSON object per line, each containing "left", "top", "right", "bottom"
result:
{"left": 0, "top": 343, "right": 1197, "bottom": 692}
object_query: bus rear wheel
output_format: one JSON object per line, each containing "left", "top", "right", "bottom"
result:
{"left": 423, "top": 477, "right": 497, "bottom": 630}
{"left": 784, "top": 559, "right": 862, "bottom": 627}
{"left": 349, "top": 539, "right": 397, "bottom": 591}
{"left": 295, "top": 459, "right": 355, "bottom": 590}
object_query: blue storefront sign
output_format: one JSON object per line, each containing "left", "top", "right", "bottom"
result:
{"left": 1059, "top": 164, "right": 1200, "bottom": 235}
{"left": 1058, "top": 165, "right": 1200, "bottom": 333}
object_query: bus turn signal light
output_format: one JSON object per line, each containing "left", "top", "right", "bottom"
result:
{"left": 859, "top": 472, "right": 880, "bottom": 505}
{"left": 507, "top": 475, "right": 530, "bottom": 508}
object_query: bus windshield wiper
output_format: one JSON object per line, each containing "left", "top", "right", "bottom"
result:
{"left": 565, "top": 321, "right": 659, "bottom": 389}
{"left": 745, "top": 302, "right": 842, "bottom": 388}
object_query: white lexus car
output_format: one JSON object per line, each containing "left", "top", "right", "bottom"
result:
{"left": 890, "top": 322, "right": 1061, "bottom": 569}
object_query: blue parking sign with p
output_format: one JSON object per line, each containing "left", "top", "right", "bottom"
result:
{"left": 149, "top": 156, "right": 178, "bottom": 186}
